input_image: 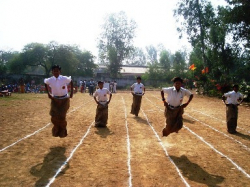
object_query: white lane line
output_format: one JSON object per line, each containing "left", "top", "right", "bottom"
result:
{"left": 0, "top": 99, "right": 93, "bottom": 153}
{"left": 185, "top": 113, "right": 250, "bottom": 152}
{"left": 143, "top": 109, "right": 158, "bottom": 113}
{"left": 148, "top": 95, "right": 250, "bottom": 149}
{"left": 150, "top": 93, "right": 249, "bottom": 134}
{"left": 122, "top": 96, "right": 132, "bottom": 187}
{"left": 190, "top": 108, "right": 250, "bottom": 134}
{"left": 0, "top": 122, "right": 51, "bottom": 152}
{"left": 141, "top": 109, "right": 190, "bottom": 187}
{"left": 190, "top": 108, "right": 226, "bottom": 123}
{"left": 146, "top": 96, "right": 250, "bottom": 179}
{"left": 145, "top": 97, "right": 164, "bottom": 112}
{"left": 184, "top": 125, "right": 250, "bottom": 179}
{"left": 45, "top": 121, "right": 94, "bottom": 187}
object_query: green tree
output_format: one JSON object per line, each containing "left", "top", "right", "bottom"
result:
{"left": 125, "top": 47, "right": 146, "bottom": 66}
{"left": 159, "top": 50, "right": 172, "bottom": 80}
{"left": 143, "top": 63, "right": 161, "bottom": 80}
{"left": 7, "top": 42, "right": 96, "bottom": 77}
{"left": 206, "top": 6, "right": 241, "bottom": 85}
{"left": 20, "top": 43, "right": 51, "bottom": 76}
{"left": 98, "top": 11, "right": 137, "bottom": 78}
{"left": 8, "top": 53, "right": 27, "bottom": 74}
{"left": 172, "top": 51, "right": 186, "bottom": 77}
{"left": 146, "top": 45, "right": 158, "bottom": 64}
{"left": 224, "top": 0, "right": 250, "bottom": 48}
{"left": 54, "top": 44, "right": 79, "bottom": 76}
{"left": 75, "top": 50, "right": 97, "bottom": 77}
{"left": 0, "top": 50, "right": 19, "bottom": 75}
{"left": 174, "top": 0, "right": 215, "bottom": 68}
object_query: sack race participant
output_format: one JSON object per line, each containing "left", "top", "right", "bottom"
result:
{"left": 93, "top": 81, "right": 112, "bottom": 127}
{"left": 161, "top": 77, "right": 193, "bottom": 137}
{"left": 222, "top": 84, "right": 243, "bottom": 134}
{"left": 44, "top": 65, "right": 73, "bottom": 138}
{"left": 130, "top": 76, "right": 145, "bottom": 117}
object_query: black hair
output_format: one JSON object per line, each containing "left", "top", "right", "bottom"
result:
{"left": 232, "top": 84, "right": 239, "bottom": 88}
{"left": 172, "top": 77, "right": 183, "bottom": 83}
{"left": 51, "top": 64, "right": 61, "bottom": 71}
{"left": 136, "top": 76, "right": 141, "bottom": 80}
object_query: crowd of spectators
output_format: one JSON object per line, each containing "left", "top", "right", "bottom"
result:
{"left": 0, "top": 78, "right": 118, "bottom": 97}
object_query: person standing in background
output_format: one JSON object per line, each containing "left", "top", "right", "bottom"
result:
{"left": 222, "top": 84, "right": 243, "bottom": 134}
{"left": 89, "top": 79, "right": 95, "bottom": 96}
{"left": 19, "top": 78, "right": 25, "bottom": 93}
{"left": 113, "top": 81, "right": 117, "bottom": 93}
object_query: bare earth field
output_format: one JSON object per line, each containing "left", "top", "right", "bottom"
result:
{"left": 0, "top": 91, "right": 250, "bottom": 187}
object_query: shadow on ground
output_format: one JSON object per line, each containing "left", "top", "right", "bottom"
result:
{"left": 95, "top": 126, "right": 114, "bottom": 138}
{"left": 183, "top": 118, "right": 196, "bottom": 124}
{"left": 30, "top": 146, "right": 69, "bottom": 187}
{"left": 135, "top": 115, "right": 150, "bottom": 125}
{"left": 170, "top": 155, "right": 224, "bottom": 187}
{"left": 234, "top": 131, "right": 250, "bottom": 140}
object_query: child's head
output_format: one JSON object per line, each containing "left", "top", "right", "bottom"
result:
{"left": 172, "top": 77, "right": 183, "bottom": 90}
{"left": 98, "top": 81, "right": 104, "bottom": 89}
{"left": 233, "top": 84, "right": 239, "bottom": 92}
{"left": 51, "top": 65, "right": 61, "bottom": 78}
{"left": 136, "top": 76, "right": 141, "bottom": 83}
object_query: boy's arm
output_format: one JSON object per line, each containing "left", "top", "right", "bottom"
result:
{"left": 70, "top": 80, "right": 73, "bottom": 98}
{"left": 222, "top": 93, "right": 228, "bottom": 104}
{"left": 238, "top": 93, "right": 244, "bottom": 105}
{"left": 45, "top": 84, "right": 52, "bottom": 99}
{"left": 131, "top": 84, "right": 135, "bottom": 95}
{"left": 108, "top": 93, "right": 112, "bottom": 104}
{"left": 94, "top": 96, "right": 98, "bottom": 104}
{"left": 182, "top": 89, "right": 193, "bottom": 108}
{"left": 161, "top": 89, "right": 168, "bottom": 106}
{"left": 183, "top": 94, "right": 193, "bottom": 108}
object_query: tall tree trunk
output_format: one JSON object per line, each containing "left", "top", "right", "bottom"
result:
{"left": 196, "top": 0, "right": 206, "bottom": 68}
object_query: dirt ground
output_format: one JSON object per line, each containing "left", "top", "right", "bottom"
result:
{"left": 0, "top": 91, "right": 250, "bottom": 187}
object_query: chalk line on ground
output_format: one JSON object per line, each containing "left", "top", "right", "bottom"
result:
{"left": 0, "top": 99, "right": 93, "bottom": 152}
{"left": 146, "top": 95, "right": 250, "bottom": 179}
{"left": 141, "top": 109, "right": 191, "bottom": 187}
{"left": 45, "top": 121, "right": 94, "bottom": 187}
{"left": 122, "top": 96, "right": 132, "bottom": 187}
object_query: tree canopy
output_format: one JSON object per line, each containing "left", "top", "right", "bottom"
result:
{"left": 174, "top": 0, "right": 250, "bottom": 98}
{"left": 2, "top": 42, "right": 96, "bottom": 77}
{"left": 98, "top": 11, "right": 137, "bottom": 78}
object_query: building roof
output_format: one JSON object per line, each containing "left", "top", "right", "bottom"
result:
{"left": 95, "top": 65, "right": 148, "bottom": 75}
{"left": 120, "top": 66, "right": 148, "bottom": 74}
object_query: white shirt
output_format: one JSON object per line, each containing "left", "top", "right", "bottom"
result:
{"left": 162, "top": 86, "right": 192, "bottom": 107}
{"left": 93, "top": 88, "right": 111, "bottom": 104}
{"left": 131, "top": 83, "right": 145, "bottom": 94}
{"left": 44, "top": 75, "right": 71, "bottom": 96}
{"left": 224, "top": 91, "right": 243, "bottom": 104}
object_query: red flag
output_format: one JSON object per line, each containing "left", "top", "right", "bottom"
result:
{"left": 189, "top": 64, "right": 194, "bottom": 70}
{"left": 205, "top": 67, "right": 209, "bottom": 73}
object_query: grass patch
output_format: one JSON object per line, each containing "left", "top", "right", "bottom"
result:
{"left": 0, "top": 93, "right": 47, "bottom": 106}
